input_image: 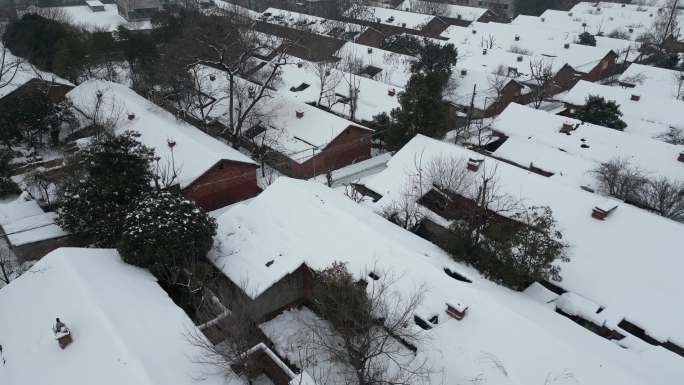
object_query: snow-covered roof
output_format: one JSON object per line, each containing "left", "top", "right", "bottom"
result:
{"left": 363, "top": 135, "right": 684, "bottom": 356}
{"left": 85, "top": 0, "right": 104, "bottom": 7}
{"left": 0, "top": 248, "right": 230, "bottom": 385}
{"left": 489, "top": 103, "right": 684, "bottom": 187}
{"left": 259, "top": 8, "right": 366, "bottom": 40}
{"left": 22, "top": 5, "right": 153, "bottom": 32}
{"left": 0, "top": 45, "right": 72, "bottom": 100}
{"left": 0, "top": 198, "right": 67, "bottom": 246}
{"left": 347, "top": 5, "right": 437, "bottom": 31}
{"left": 441, "top": 22, "right": 625, "bottom": 71}
{"left": 211, "top": 0, "right": 261, "bottom": 19}
{"left": 397, "top": 0, "right": 490, "bottom": 21}
{"left": 67, "top": 80, "right": 255, "bottom": 189}
{"left": 618, "top": 63, "right": 684, "bottom": 100}
{"left": 560, "top": 80, "right": 684, "bottom": 130}
{"left": 334, "top": 42, "right": 416, "bottom": 88}
{"left": 191, "top": 65, "right": 370, "bottom": 164}
{"left": 446, "top": 65, "right": 526, "bottom": 109}
{"left": 210, "top": 176, "right": 683, "bottom": 385}
{"left": 268, "top": 56, "right": 402, "bottom": 122}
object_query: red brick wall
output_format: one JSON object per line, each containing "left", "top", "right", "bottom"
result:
{"left": 356, "top": 28, "right": 384, "bottom": 48}
{"left": 553, "top": 64, "right": 581, "bottom": 93}
{"left": 286, "top": 126, "right": 372, "bottom": 179}
{"left": 581, "top": 52, "right": 618, "bottom": 82}
{"left": 423, "top": 18, "right": 449, "bottom": 37}
{"left": 182, "top": 160, "right": 260, "bottom": 211}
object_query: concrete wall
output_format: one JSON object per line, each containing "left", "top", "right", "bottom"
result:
{"left": 182, "top": 160, "right": 260, "bottom": 211}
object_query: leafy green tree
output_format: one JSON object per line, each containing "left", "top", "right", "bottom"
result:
{"left": 379, "top": 41, "right": 457, "bottom": 150}
{"left": 119, "top": 191, "right": 217, "bottom": 279}
{"left": 480, "top": 206, "right": 569, "bottom": 290}
{"left": 577, "top": 32, "right": 597, "bottom": 47}
{"left": 575, "top": 95, "right": 627, "bottom": 131}
{"left": 2, "top": 14, "right": 74, "bottom": 72}
{"left": 56, "top": 131, "right": 155, "bottom": 246}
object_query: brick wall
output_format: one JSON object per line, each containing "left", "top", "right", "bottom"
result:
{"left": 581, "top": 52, "right": 618, "bottom": 82}
{"left": 356, "top": 28, "right": 384, "bottom": 48}
{"left": 423, "top": 18, "right": 449, "bottom": 37}
{"left": 182, "top": 160, "right": 260, "bottom": 211}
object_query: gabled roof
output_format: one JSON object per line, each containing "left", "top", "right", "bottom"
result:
{"left": 67, "top": 80, "right": 256, "bottom": 189}
{"left": 618, "top": 63, "right": 684, "bottom": 100}
{"left": 210, "top": 176, "right": 681, "bottom": 385}
{"left": 0, "top": 248, "right": 229, "bottom": 385}
{"left": 259, "top": 7, "right": 366, "bottom": 40}
{"left": 397, "top": 0, "right": 491, "bottom": 21}
{"left": 363, "top": 135, "right": 684, "bottom": 356}
{"left": 268, "top": 56, "right": 402, "bottom": 122}
{"left": 191, "top": 65, "right": 371, "bottom": 164}
{"left": 20, "top": 5, "right": 153, "bottom": 32}
{"left": 347, "top": 5, "right": 438, "bottom": 31}
{"left": 0, "top": 45, "right": 72, "bottom": 100}
{"left": 560, "top": 80, "right": 684, "bottom": 131}
{"left": 490, "top": 103, "right": 684, "bottom": 186}
{"left": 441, "top": 22, "right": 622, "bottom": 72}
{"left": 335, "top": 42, "right": 416, "bottom": 88}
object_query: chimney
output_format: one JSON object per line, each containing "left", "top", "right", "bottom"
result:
{"left": 167, "top": 139, "right": 176, "bottom": 149}
{"left": 467, "top": 158, "right": 483, "bottom": 172}
{"left": 568, "top": 12, "right": 573, "bottom": 16}
{"left": 582, "top": 22, "right": 587, "bottom": 27}
{"left": 388, "top": 88, "right": 396, "bottom": 96}
{"left": 367, "top": 47, "right": 373, "bottom": 54}
{"left": 628, "top": 27, "right": 634, "bottom": 33}
{"left": 541, "top": 17, "right": 545, "bottom": 22}
{"left": 128, "top": 113, "right": 135, "bottom": 120}
{"left": 560, "top": 122, "right": 575, "bottom": 134}
{"left": 460, "top": 69, "right": 467, "bottom": 76}
{"left": 472, "top": 29, "right": 477, "bottom": 34}
{"left": 592, "top": 202, "right": 618, "bottom": 220}
{"left": 482, "top": 48, "right": 487, "bottom": 55}
{"left": 53, "top": 318, "right": 73, "bottom": 350}
{"left": 297, "top": 62, "right": 303, "bottom": 68}
{"left": 446, "top": 301, "right": 468, "bottom": 320}
{"left": 678, "top": 151, "right": 684, "bottom": 162}
{"left": 621, "top": 3, "right": 625, "bottom": 7}
{"left": 514, "top": 34, "right": 520, "bottom": 41}
{"left": 401, "top": 22, "right": 406, "bottom": 28}
{"left": 564, "top": 43, "right": 570, "bottom": 49}
{"left": 296, "top": 110, "right": 304, "bottom": 118}
{"left": 517, "top": 55, "right": 523, "bottom": 62}
{"left": 631, "top": 94, "right": 641, "bottom": 101}
{"left": 209, "top": 74, "right": 216, "bottom": 81}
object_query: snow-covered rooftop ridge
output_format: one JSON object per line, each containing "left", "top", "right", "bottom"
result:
{"left": 211, "top": 0, "right": 261, "bottom": 18}
{"left": 21, "top": 4, "right": 153, "bottom": 32}
{"left": 490, "top": 103, "right": 684, "bottom": 184}
{"left": 347, "top": 5, "right": 437, "bottom": 30}
{"left": 560, "top": 80, "right": 684, "bottom": 129}
{"left": 334, "top": 42, "right": 416, "bottom": 88}
{"left": 618, "top": 63, "right": 684, "bottom": 100}
{"left": 67, "top": 80, "right": 255, "bottom": 189}
{"left": 0, "top": 45, "right": 72, "bottom": 100}
{"left": 397, "top": 0, "right": 490, "bottom": 21}
{"left": 210, "top": 176, "right": 683, "bottom": 385}
{"left": 0, "top": 197, "right": 68, "bottom": 246}
{"left": 191, "top": 65, "right": 370, "bottom": 164}
{"left": 441, "top": 22, "right": 626, "bottom": 71}
{"left": 0, "top": 248, "right": 228, "bottom": 385}
{"left": 363, "top": 135, "right": 684, "bottom": 351}
{"left": 259, "top": 7, "right": 365, "bottom": 39}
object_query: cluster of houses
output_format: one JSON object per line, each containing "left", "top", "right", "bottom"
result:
{"left": 1, "top": 1, "right": 684, "bottom": 385}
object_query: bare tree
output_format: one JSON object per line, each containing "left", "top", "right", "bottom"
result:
{"left": 655, "top": 127, "right": 684, "bottom": 145}
{"left": 0, "top": 39, "right": 22, "bottom": 94}
{"left": 673, "top": 70, "right": 684, "bottom": 100}
{"left": 488, "top": 65, "right": 511, "bottom": 110}
{"left": 305, "top": 262, "right": 431, "bottom": 385}
{"left": 310, "top": 60, "right": 343, "bottom": 108}
{"left": 528, "top": 58, "right": 555, "bottom": 109}
{"left": 592, "top": 158, "right": 648, "bottom": 203}
{"left": 188, "top": 281, "right": 264, "bottom": 381}
{"left": 642, "top": 177, "right": 684, "bottom": 222}
{"left": 0, "top": 248, "right": 29, "bottom": 286}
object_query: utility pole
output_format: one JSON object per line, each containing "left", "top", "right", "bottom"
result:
{"left": 464, "top": 83, "right": 477, "bottom": 134}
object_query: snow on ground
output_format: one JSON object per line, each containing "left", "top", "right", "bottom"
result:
{"left": 67, "top": 80, "right": 256, "bottom": 189}
{"left": 363, "top": 135, "right": 684, "bottom": 355}
{"left": 209, "top": 177, "right": 683, "bottom": 385}
{"left": 0, "top": 248, "right": 237, "bottom": 385}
